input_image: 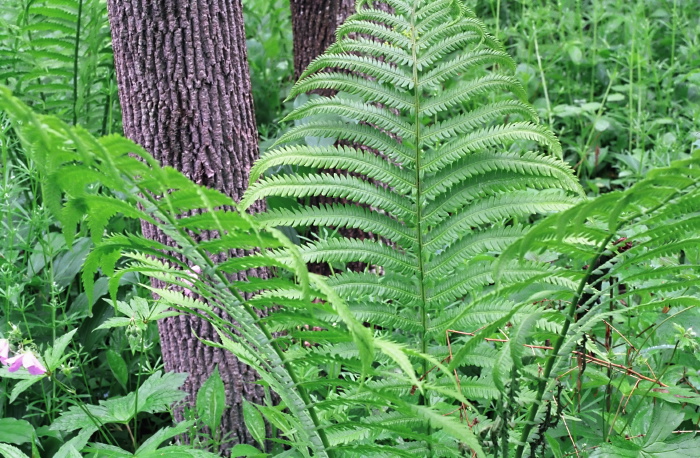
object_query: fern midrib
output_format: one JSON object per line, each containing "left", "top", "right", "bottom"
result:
{"left": 410, "top": 3, "right": 432, "bottom": 451}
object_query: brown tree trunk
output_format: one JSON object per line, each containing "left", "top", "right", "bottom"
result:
{"left": 289, "top": 0, "right": 356, "bottom": 80}
{"left": 107, "top": 0, "right": 262, "bottom": 450}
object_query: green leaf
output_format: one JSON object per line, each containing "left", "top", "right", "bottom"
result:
{"left": 243, "top": 400, "right": 267, "bottom": 449}
{"left": 0, "top": 418, "right": 35, "bottom": 445}
{"left": 228, "top": 444, "right": 268, "bottom": 457}
{"left": 54, "top": 429, "right": 93, "bottom": 458}
{"left": 134, "top": 421, "right": 195, "bottom": 454}
{"left": 45, "top": 328, "right": 78, "bottom": 370}
{"left": 375, "top": 338, "right": 420, "bottom": 390}
{"left": 196, "top": 367, "right": 226, "bottom": 434}
{"left": 135, "top": 371, "right": 189, "bottom": 415}
{"left": 82, "top": 443, "right": 132, "bottom": 457}
{"left": 51, "top": 371, "right": 187, "bottom": 432}
{"left": 9, "top": 378, "right": 42, "bottom": 404}
{"left": 0, "top": 444, "right": 30, "bottom": 458}
{"left": 106, "top": 349, "right": 128, "bottom": 390}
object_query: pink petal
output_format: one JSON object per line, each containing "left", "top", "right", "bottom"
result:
{"left": 5, "top": 354, "right": 24, "bottom": 372}
{"left": 22, "top": 353, "right": 46, "bottom": 375}
{"left": 0, "top": 339, "right": 8, "bottom": 364}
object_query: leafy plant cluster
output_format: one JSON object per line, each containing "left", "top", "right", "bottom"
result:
{"left": 473, "top": 0, "right": 700, "bottom": 190}
{"left": 0, "top": 0, "right": 120, "bottom": 133}
{"left": 2, "top": 0, "right": 700, "bottom": 456}
{"left": 0, "top": 0, "right": 699, "bottom": 457}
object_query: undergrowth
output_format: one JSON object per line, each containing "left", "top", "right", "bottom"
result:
{"left": 0, "top": 0, "right": 698, "bottom": 457}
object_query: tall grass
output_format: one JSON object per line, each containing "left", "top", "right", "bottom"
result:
{"left": 476, "top": 0, "right": 700, "bottom": 190}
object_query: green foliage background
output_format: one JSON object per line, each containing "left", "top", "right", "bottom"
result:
{"left": 0, "top": 0, "right": 699, "bottom": 456}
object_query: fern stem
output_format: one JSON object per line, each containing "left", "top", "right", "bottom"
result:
{"left": 410, "top": 4, "right": 433, "bottom": 454}
{"left": 72, "top": 0, "right": 84, "bottom": 126}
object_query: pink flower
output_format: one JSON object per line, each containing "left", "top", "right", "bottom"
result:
{"left": 0, "top": 339, "right": 8, "bottom": 364}
{"left": 5, "top": 351, "right": 47, "bottom": 375}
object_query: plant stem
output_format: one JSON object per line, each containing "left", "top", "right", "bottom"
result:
{"left": 410, "top": 3, "right": 433, "bottom": 454}
{"left": 72, "top": 0, "right": 84, "bottom": 126}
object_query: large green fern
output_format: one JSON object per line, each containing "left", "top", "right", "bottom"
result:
{"left": 242, "top": 0, "right": 582, "bottom": 445}
{"left": 0, "top": 84, "right": 487, "bottom": 456}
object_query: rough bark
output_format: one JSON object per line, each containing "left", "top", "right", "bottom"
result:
{"left": 107, "top": 0, "right": 262, "bottom": 450}
{"left": 289, "top": 0, "right": 356, "bottom": 80}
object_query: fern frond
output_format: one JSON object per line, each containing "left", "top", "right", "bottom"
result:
{"left": 423, "top": 98, "right": 536, "bottom": 142}
{"left": 328, "top": 272, "right": 420, "bottom": 304}
{"left": 424, "top": 122, "right": 563, "bottom": 173}
{"left": 289, "top": 73, "right": 413, "bottom": 110}
{"left": 244, "top": 4, "right": 582, "bottom": 453}
{"left": 424, "top": 150, "right": 581, "bottom": 198}
{"left": 425, "top": 226, "right": 526, "bottom": 277}
{"left": 419, "top": 49, "right": 515, "bottom": 88}
{"left": 274, "top": 121, "right": 415, "bottom": 165}
{"left": 283, "top": 96, "right": 414, "bottom": 138}
{"left": 250, "top": 145, "right": 414, "bottom": 192}
{"left": 336, "top": 19, "right": 412, "bottom": 49}
{"left": 292, "top": 239, "right": 418, "bottom": 275}
{"left": 425, "top": 191, "right": 575, "bottom": 250}
{"left": 256, "top": 204, "right": 417, "bottom": 248}
{"left": 326, "top": 38, "right": 412, "bottom": 67}
{"left": 299, "top": 54, "right": 413, "bottom": 88}
{"left": 243, "top": 174, "right": 413, "bottom": 219}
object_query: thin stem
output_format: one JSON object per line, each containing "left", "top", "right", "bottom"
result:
{"left": 532, "top": 25, "right": 553, "bottom": 131}
{"left": 132, "top": 334, "right": 146, "bottom": 451}
{"left": 72, "top": 0, "right": 84, "bottom": 125}
{"left": 410, "top": 3, "right": 432, "bottom": 453}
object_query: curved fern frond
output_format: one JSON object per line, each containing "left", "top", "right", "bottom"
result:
{"left": 497, "top": 150, "right": 700, "bottom": 455}
{"left": 250, "top": 145, "right": 414, "bottom": 192}
{"left": 256, "top": 204, "right": 417, "bottom": 248}
{"left": 274, "top": 121, "right": 415, "bottom": 165}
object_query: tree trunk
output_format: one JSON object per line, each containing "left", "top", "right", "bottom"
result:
{"left": 107, "top": 0, "right": 262, "bottom": 450}
{"left": 289, "top": 0, "right": 356, "bottom": 80}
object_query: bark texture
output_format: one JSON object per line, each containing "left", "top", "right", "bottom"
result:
{"left": 289, "top": 0, "right": 356, "bottom": 80}
{"left": 107, "top": 0, "right": 262, "bottom": 449}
